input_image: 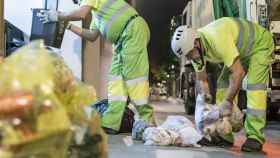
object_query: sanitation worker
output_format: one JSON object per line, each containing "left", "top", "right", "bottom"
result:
{"left": 171, "top": 17, "right": 274, "bottom": 152}
{"left": 38, "top": 0, "right": 153, "bottom": 136}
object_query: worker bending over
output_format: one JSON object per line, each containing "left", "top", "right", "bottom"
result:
{"left": 38, "top": 0, "right": 153, "bottom": 135}
{"left": 172, "top": 17, "right": 274, "bottom": 152}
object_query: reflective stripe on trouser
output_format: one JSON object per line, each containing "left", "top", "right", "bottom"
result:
{"left": 126, "top": 77, "right": 153, "bottom": 122}
{"left": 244, "top": 31, "right": 273, "bottom": 144}
{"left": 102, "top": 74, "right": 128, "bottom": 131}
{"left": 101, "top": 16, "right": 153, "bottom": 131}
{"left": 216, "top": 32, "right": 273, "bottom": 144}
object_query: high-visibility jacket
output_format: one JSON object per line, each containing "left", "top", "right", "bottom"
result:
{"left": 194, "top": 17, "right": 274, "bottom": 144}
{"left": 192, "top": 17, "right": 273, "bottom": 72}
{"left": 81, "top": 0, "right": 138, "bottom": 43}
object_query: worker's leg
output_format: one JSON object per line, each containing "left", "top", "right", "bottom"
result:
{"left": 121, "top": 17, "right": 154, "bottom": 123}
{"left": 216, "top": 66, "right": 235, "bottom": 143}
{"left": 101, "top": 51, "right": 128, "bottom": 131}
{"left": 244, "top": 36, "right": 274, "bottom": 145}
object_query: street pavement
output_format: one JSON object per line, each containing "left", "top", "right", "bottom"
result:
{"left": 107, "top": 97, "right": 280, "bottom": 158}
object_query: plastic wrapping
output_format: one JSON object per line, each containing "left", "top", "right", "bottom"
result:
{"left": 195, "top": 94, "right": 244, "bottom": 141}
{"left": 0, "top": 41, "right": 106, "bottom": 158}
{"left": 143, "top": 116, "right": 202, "bottom": 147}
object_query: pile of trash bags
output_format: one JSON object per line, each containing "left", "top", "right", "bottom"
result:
{"left": 143, "top": 116, "right": 202, "bottom": 147}
{"left": 142, "top": 93, "right": 244, "bottom": 147}
{"left": 0, "top": 41, "right": 107, "bottom": 158}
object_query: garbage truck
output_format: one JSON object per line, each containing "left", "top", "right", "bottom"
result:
{"left": 172, "top": 0, "right": 280, "bottom": 117}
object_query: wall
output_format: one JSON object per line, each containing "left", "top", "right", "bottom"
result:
{"left": 58, "top": 0, "right": 82, "bottom": 79}
{"left": 4, "top": 0, "right": 44, "bottom": 36}
{"left": 4, "top": 0, "right": 82, "bottom": 79}
{"left": 99, "top": 41, "right": 113, "bottom": 99}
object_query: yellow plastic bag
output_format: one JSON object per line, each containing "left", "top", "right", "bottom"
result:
{"left": 0, "top": 41, "right": 105, "bottom": 158}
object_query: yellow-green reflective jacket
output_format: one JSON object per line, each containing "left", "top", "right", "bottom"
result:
{"left": 81, "top": 0, "right": 138, "bottom": 43}
{"left": 192, "top": 17, "right": 273, "bottom": 72}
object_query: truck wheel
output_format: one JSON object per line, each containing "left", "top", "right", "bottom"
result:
{"left": 267, "top": 100, "right": 280, "bottom": 121}
{"left": 183, "top": 85, "right": 196, "bottom": 115}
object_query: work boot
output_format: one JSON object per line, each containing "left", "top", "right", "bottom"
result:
{"left": 197, "top": 136, "right": 233, "bottom": 147}
{"left": 213, "top": 135, "right": 233, "bottom": 148}
{"left": 241, "top": 138, "right": 263, "bottom": 152}
{"left": 197, "top": 137, "right": 215, "bottom": 146}
{"left": 102, "top": 127, "right": 119, "bottom": 135}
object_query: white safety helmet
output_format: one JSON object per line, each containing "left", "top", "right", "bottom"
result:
{"left": 171, "top": 25, "right": 199, "bottom": 58}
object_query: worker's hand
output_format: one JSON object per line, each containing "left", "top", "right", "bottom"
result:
{"left": 219, "top": 100, "right": 233, "bottom": 118}
{"left": 37, "top": 10, "right": 59, "bottom": 23}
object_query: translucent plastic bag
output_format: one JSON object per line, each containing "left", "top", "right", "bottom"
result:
{"left": 143, "top": 127, "right": 179, "bottom": 146}
{"left": 160, "top": 115, "right": 194, "bottom": 132}
{"left": 195, "top": 94, "right": 244, "bottom": 140}
{"left": 0, "top": 41, "right": 106, "bottom": 158}
{"left": 143, "top": 116, "right": 202, "bottom": 147}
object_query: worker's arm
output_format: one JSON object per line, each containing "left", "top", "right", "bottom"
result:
{"left": 196, "top": 69, "right": 210, "bottom": 94}
{"left": 68, "top": 24, "right": 100, "bottom": 42}
{"left": 225, "top": 58, "right": 245, "bottom": 103}
{"left": 196, "top": 69, "right": 212, "bottom": 103}
{"left": 58, "top": 5, "right": 92, "bottom": 21}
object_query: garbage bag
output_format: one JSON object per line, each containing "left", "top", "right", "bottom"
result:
{"left": 195, "top": 94, "right": 219, "bottom": 134}
{"left": 194, "top": 94, "right": 244, "bottom": 141}
{"left": 143, "top": 127, "right": 180, "bottom": 146}
{"left": 69, "top": 112, "right": 108, "bottom": 158}
{"left": 132, "top": 119, "right": 149, "bottom": 140}
{"left": 143, "top": 116, "right": 202, "bottom": 147}
{"left": 92, "top": 99, "right": 109, "bottom": 116}
{"left": 0, "top": 41, "right": 106, "bottom": 158}
{"left": 160, "top": 115, "right": 194, "bottom": 132}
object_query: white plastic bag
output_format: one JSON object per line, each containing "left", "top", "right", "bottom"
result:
{"left": 160, "top": 115, "right": 194, "bottom": 132}
{"left": 179, "top": 127, "right": 202, "bottom": 147}
{"left": 143, "top": 116, "right": 202, "bottom": 147}
{"left": 195, "top": 94, "right": 244, "bottom": 139}
{"left": 143, "top": 127, "right": 179, "bottom": 146}
{"left": 195, "top": 94, "right": 219, "bottom": 134}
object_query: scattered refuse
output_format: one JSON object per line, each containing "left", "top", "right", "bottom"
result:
{"left": 143, "top": 116, "right": 202, "bottom": 147}
{"left": 123, "top": 136, "right": 134, "bottom": 147}
{"left": 132, "top": 119, "right": 149, "bottom": 140}
{"left": 195, "top": 94, "right": 244, "bottom": 141}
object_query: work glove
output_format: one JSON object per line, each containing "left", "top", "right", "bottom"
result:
{"left": 37, "top": 10, "right": 59, "bottom": 23}
{"left": 132, "top": 119, "right": 149, "bottom": 140}
{"left": 219, "top": 100, "right": 233, "bottom": 118}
